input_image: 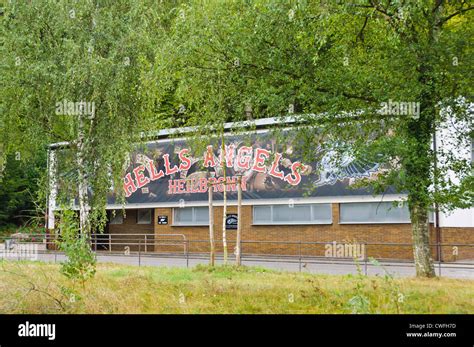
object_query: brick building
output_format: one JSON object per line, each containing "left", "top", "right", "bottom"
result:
{"left": 48, "top": 117, "right": 474, "bottom": 261}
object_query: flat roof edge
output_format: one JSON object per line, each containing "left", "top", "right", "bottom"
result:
{"left": 47, "top": 114, "right": 312, "bottom": 149}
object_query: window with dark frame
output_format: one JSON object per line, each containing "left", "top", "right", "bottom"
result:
{"left": 137, "top": 209, "right": 152, "bottom": 224}
{"left": 109, "top": 210, "right": 124, "bottom": 225}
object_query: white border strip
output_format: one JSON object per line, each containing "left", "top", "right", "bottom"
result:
{"left": 101, "top": 194, "right": 407, "bottom": 210}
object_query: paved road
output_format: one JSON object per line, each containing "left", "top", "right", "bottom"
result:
{"left": 7, "top": 251, "right": 474, "bottom": 279}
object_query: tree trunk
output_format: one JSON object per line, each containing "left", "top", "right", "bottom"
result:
{"left": 77, "top": 113, "right": 90, "bottom": 236}
{"left": 208, "top": 181, "right": 215, "bottom": 266}
{"left": 221, "top": 138, "right": 228, "bottom": 265}
{"left": 47, "top": 149, "right": 58, "bottom": 230}
{"left": 409, "top": 202, "right": 436, "bottom": 277}
{"left": 235, "top": 176, "right": 242, "bottom": 266}
{"left": 222, "top": 190, "right": 228, "bottom": 264}
{"left": 404, "top": 0, "right": 443, "bottom": 279}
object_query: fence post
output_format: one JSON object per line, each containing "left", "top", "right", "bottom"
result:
{"left": 438, "top": 244, "right": 442, "bottom": 277}
{"left": 364, "top": 243, "right": 368, "bottom": 276}
{"left": 138, "top": 240, "right": 141, "bottom": 267}
{"left": 109, "top": 234, "right": 112, "bottom": 253}
{"left": 145, "top": 235, "right": 147, "bottom": 253}
{"left": 240, "top": 239, "right": 243, "bottom": 266}
{"left": 299, "top": 241, "right": 302, "bottom": 272}
{"left": 186, "top": 240, "right": 189, "bottom": 268}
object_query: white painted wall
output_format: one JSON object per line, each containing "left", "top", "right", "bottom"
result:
{"left": 440, "top": 208, "right": 474, "bottom": 227}
{"left": 436, "top": 103, "right": 473, "bottom": 228}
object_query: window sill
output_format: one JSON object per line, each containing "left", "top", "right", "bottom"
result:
{"left": 252, "top": 222, "right": 333, "bottom": 226}
{"left": 339, "top": 221, "right": 411, "bottom": 225}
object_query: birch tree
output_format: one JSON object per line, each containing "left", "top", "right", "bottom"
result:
{"left": 148, "top": 0, "right": 473, "bottom": 277}
{"left": 221, "top": 132, "right": 228, "bottom": 265}
{"left": 1, "top": 1, "right": 178, "bottom": 235}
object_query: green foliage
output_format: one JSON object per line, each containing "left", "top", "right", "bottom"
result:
{"left": 0, "top": 225, "right": 45, "bottom": 239}
{"left": 57, "top": 208, "right": 96, "bottom": 284}
{"left": 347, "top": 258, "right": 407, "bottom": 314}
{"left": 1, "top": 0, "right": 182, "bottom": 232}
{"left": 369, "top": 258, "right": 405, "bottom": 314}
{"left": 3, "top": 263, "right": 470, "bottom": 314}
{"left": 1, "top": 1, "right": 472, "bottom": 277}
{"left": 0, "top": 154, "right": 45, "bottom": 227}
{"left": 59, "top": 285, "right": 82, "bottom": 306}
{"left": 142, "top": 0, "right": 473, "bottom": 277}
{"left": 147, "top": 0, "right": 473, "bottom": 214}
{"left": 193, "top": 264, "right": 271, "bottom": 275}
{"left": 348, "top": 261, "right": 371, "bottom": 313}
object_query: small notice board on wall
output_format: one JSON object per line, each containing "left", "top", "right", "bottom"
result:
{"left": 225, "top": 214, "right": 238, "bottom": 230}
{"left": 157, "top": 215, "right": 168, "bottom": 225}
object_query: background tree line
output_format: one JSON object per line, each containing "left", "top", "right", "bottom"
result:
{"left": 1, "top": 0, "right": 472, "bottom": 277}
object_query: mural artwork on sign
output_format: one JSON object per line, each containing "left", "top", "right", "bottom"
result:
{"left": 108, "top": 131, "right": 384, "bottom": 204}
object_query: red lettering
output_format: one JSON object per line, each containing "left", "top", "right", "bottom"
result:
{"left": 252, "top": 148, "right": 270, "bottom": 173}
{"left": 217, "top": 177, "right": 225, "bottom": 192}
{"left": 133, "top": 165, "right": 150, "bottom": 189}
{"left": 199, "top": 178, "right": 207, "bottom": 192}
{"left": 163, "top": 154, "right": 178, "bottom": 175}
{"left": 178, "top": 148, "right": 191, "bottom": 171}
{"left": 241, "top": 176, "right": 248, "bottom": 191}
{"left": 269, "top": 153, "right": 284, "bottom": 179}
{"left": 147, "top": 160, "right": 164, "bottom": 181}
{"left": 168, "top": 179, "right": 179, "bottom": 194}
{"left": 176, "top": 179, "right": 185, "bottom": 194}
{"left": 189, "top": 178, "right": 199, "bottom": 193}
{"left": 185, "top": 178, "right": 193, "bottom": 193}
{"left": 220, "top": 144, "right": 235, "bottom": 168}
{"left": 226, "top": 176, "right": 237, "bottom": 191}
{"left": 236, "top": 146, "right": 252, "bottom": 170}
{"left": 123, "top": 173, "right": 137, "bottom": 197}
{"left": 284, "top": 162, "right": 303, "bottom": 186}
{"left": 208, "top": 177, "right": 218, "bottom": 192}
{"left": 203, "top": 146, "right": 216, "bottom": 168}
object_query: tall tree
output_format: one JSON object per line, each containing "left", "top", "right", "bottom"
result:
{"left": 1, "top": 0, "right": 181, "bottom": 233}
{"left": 0, "top": 153, "right": 45, "bottom": 228}
{"left": 148, "top": 0, "right": 473, "bottom": 277}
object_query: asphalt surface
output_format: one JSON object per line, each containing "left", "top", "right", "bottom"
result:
{"left": 5, "top": 251, "right": 474, "bottom": 279}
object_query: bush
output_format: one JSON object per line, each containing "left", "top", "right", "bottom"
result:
{"left": 57, "top": 209, "right": 96, "bottom": 286}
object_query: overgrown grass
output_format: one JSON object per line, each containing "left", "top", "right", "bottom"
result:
{"left": 0, "top": 261, "right": 473, "bottom": 314}
{"left": 0, "top": 225, "right": 45, "bottom": 238}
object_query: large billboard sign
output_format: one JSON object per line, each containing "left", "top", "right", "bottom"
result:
{"left": 113, "top": 131, "right": 386, "bottom": 204}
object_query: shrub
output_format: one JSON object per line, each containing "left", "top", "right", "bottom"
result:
{"left": 57, "top": 209, "right": 96, "bottom": 286}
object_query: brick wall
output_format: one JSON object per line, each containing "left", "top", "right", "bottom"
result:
{"left": 102, "top": 205, "right": 473, "bottom": 261}
{"left": 152, "top": 204, "right": 416, "bottom": 259}
{"left": 439, "top": 227, "right": 474, "bottom": 262}
{"left": 107, "top": 209, "right": 154, "bottom": 252}
{"left": 150, "top": 204, "right": 474, "bottom": 261}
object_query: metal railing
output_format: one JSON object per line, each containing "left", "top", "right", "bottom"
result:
{"left": 0, "top": 233, "right": 473, "bottom": 277}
